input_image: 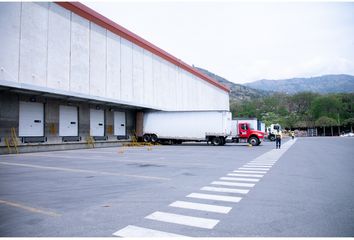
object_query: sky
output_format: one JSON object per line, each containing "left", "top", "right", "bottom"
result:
{"left": 86, "top": 1, "right": 354, "bottom": 84}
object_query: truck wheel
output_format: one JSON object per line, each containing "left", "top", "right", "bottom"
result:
{"left": 220, "top": 137, "right": 226, "bottom": 146}
{"left": 269, "top": 135, "right": 276, "bottom": 141}
{"left": 249, "top": 136, "right": 259, "bottom": 146}
{"left": 143, "top": 134, "right": 151, "bottom": 142}
{"left": 150, "top": 134, "right": 158, "bottom": 143}
{"left": 212, "top": 137, "right": 222, "bottom": 146}
{"left": 174, "top": 140, "right": 183, "bottom": 144}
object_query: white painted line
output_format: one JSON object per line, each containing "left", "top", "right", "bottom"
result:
{"left": 211, "top": 181, "right": 255, "bottom": 188}
{"left": 243, "top": 165, "right": 272, "bottom": 168}
{"left": 112, "top": 225, "right": 189, "bottom": 237}
{"left": 145, "top": 211, "right": 219, "bottom": 229}
{"left": 220, "top": 177, "right": 259, "bottom": 182}
{"left": 200, "top": 186, "right": 249, "bottom": 194}
{"left": 239, "top": 167, "right": 270, "bottom": 171}
{"left": 228, "top": 173, "right": 264, "bottom": 178}
{"left": 169, "top": 201, "right": 231, "bottom": 214}
{"left": 233, "top": 170, "right": 267, "bottom": 174}
{"left": 187, "top": 193, "right": 242, "bottom": 203}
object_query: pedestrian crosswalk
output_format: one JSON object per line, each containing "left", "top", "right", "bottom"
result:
{"left": 233, "top": 170, "right": 267, "bottom": 174}
{"left": 187, "top": 192, "right": 242, "bottom": 203}
{"left": 200, "top": 186, "right": 249, "bottom": 194}
{"left": 219, "top": 177, "right": 260, "bottom": 182}
{"left": 169, "top": 201, "right": 232, "bottom": 214}
{"left": 238, "top": 167, "right": 271, "bottom": 171}
{"left": 145, "top": 211, "right": 220, "bottom": 229}
{"left": 113, "top": 225, "right": 189, "bottom": 237}
{"left": 211, "top": 181, "right": 256, "bottom": 187}
{"left": 113, "top": 139, "right": 297, "bottom": 237}
{"left": 227, "top": 173, "right": 264, "bottom": 177}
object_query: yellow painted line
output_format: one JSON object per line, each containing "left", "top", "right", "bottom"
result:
{"left": 0, "top": 199, "right": 61, "bottom": 217}
{"left": 0, "top": 161, "right": 170, "bottom": 181}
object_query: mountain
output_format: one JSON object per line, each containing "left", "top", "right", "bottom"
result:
{"left": 195, "top": 67, "right": 270, "bottom": 101}
{"left": 244, "top": 74, "right": 354, "bottom": 94}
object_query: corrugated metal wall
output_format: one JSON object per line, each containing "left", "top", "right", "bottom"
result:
{"left": 0, "top": 2, "right": 229, "bottom": 111}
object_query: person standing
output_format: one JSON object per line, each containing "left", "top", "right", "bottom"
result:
{"left": 291, "top": 131, "right": 295, "bottom": 140}
{"left": 275, "top": 130, "right": 282, "bottom": 149}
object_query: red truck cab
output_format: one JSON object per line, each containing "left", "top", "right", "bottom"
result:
{"left": 232, "top": 122, "right": 265, "bottom": 146}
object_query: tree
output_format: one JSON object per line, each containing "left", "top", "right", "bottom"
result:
{"left": 290, "top": 92, "right": 319, "bottom": 115}
{"left": 343, "top": 118, "right": 354, "bottom": 132}
{"left": 311, "top": 95, "right": 342, "bottom": 121}
{"left": 315, "top": 116, "right": 338, "bottom": 136}
{"left": 339, "top": 93, "right": 354, "bottom": 122}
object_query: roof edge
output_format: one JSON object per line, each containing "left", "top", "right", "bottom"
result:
{"left": 55, "top": 2, "right": 230, "bottom": 93}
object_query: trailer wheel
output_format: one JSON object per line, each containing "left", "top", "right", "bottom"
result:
{"left": 211, "top": 137, "right": 222, "bottom": 146}
{"left": 150, "top": 134, "right": 158, "bottom": 143}
{"left": 143, "top": 134, "right": 151, "bottom": 142}
{"left": 248, "top": 136, "right": 259, "bottom": 146}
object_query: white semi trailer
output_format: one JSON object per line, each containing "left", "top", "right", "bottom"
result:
{"left": 142, "top": 111, "right": 232, "bottom": 145}
{"left": 141, "top": 111, "right": 265, "bottom": 146}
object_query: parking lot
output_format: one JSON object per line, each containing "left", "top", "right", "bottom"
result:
{"left": 1, "top": 137, "right": 354, "bottom": 237}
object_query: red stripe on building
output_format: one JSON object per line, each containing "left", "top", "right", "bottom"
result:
{"left": 56, "top": 2, "right": 230, "bottom": 93}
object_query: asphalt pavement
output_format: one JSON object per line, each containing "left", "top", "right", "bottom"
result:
{"left": 0, "top": 137, "right": 353, "bottom": 237}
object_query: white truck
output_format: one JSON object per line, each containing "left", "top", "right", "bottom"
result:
{"left": 142, "top": 111, "right": 264, "bottom": 146}
{"left": 266, "top": 123, "right": 282, "bottom": 141}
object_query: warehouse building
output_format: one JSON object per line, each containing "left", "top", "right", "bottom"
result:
{"left": 0, "top": 2, "right": 230, "bottom": 153}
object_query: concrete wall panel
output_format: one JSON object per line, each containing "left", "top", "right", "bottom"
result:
{"left": 19, "top": 2, "right": 48, "bottom": 87}
{"left": 132, "top": 44, "right": 144, "bottom": 104}
{"left": 106, "top": 31, "right": 121, "bottom": 100}
{"left": 121, "top": 38, "right": 133, "bottom": 102}
{"left": 175, "top": 67, "right": 181, "bottom": 110}
{"left": 47, "top": 3, "right": 70, "bottom": 91}
{"left": 180, "top": 70, "right": 187, "bottom": 110}
{"left": 160, "top": 59, "right": 169, "bottom": 109}
{"left": 152, "top": 55, "right": 161, "bottom": 107}
{"left": 0, "top": 2, "right": 21, "bottom": 83}
{"left": 168, "top": 63, "right": 178, "bottom": 109}
{"left": 89, "top": 23, "right": 107, "bottom": 97}
{"left": 143, "top": 50, "right": 153, "bottom": 105}
{"left": 70, "top": 13, "right": 90, "bottom": 94}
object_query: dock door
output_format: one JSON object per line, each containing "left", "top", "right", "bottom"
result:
{"left": 59, "top": 105, "right": 79, "bottom": 141}
{"left": 19, "top": 101, "right": 45, "bottom": 142}
{"left": 114, "top": 111, "right": 126, "bottom": 138}
{"left": 19, "top": 101, "right": 44, "bottom": 136}
{"left": 90, "top": 109, "right": 105, "bottom": 137}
